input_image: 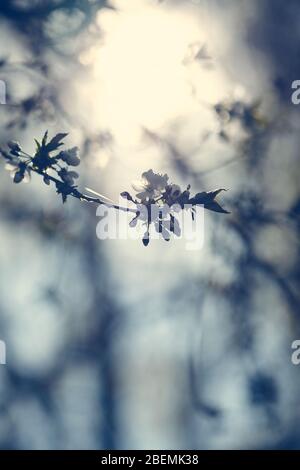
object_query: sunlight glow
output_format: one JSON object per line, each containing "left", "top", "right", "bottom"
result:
{"left": 76, "top": 0, "right": 240, "bottom": 180}
{"left": 82, "top": 3, "right": 204, "bottom": 140}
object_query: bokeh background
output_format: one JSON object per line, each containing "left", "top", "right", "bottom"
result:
{"left": 0, "top": 0, "right": 300, "bottom": 449}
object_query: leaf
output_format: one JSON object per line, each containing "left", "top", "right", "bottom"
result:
{"left": 189, "top": 189, "right": 227, "bottom": 205}
{"left": 34, "top": 139, "right": 41, "bottom": 152}
{"left": 46, "top": 133, "right": 68, "bottom": 152}
{"left": 42, "top": 130, "right": 48, "bottom": 147}
{"left": 206, "top": 188, "right": 228, "bottom": 199}
{"left": 204, "top": 200, "right": 230, "bottom": 214}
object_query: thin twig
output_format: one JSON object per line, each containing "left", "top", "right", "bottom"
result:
{"left": 31, "top": 165, "right": 137, "bottom": 214}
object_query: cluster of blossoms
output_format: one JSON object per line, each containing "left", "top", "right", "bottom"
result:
{"left": 0, "top": 133, "right": 229, "bottom": 246}
{"left": 0, "top": 131, "right": 81, "bottom": 203}
{"left": 121, "top": 169, "right": 229, "bottom": 245}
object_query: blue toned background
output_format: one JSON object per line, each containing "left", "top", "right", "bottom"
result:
{"left": 0, "top": 0, "right": 299, "bottom": 449}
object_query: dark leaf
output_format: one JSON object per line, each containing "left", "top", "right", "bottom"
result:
{"left": 206, "top": 188, "right": 227, "bottom": 199}
{"left": 34, "top": 139, "right": 41, "bottom": 152}
{"left": 46, "top": 133, "right": 68, "bottom": 152}
{"left": 204, "top": 200, "right": 230, "bottom": 214}
{"left": 42, "top": 130, "right": 48, "bottom": 146}
{"left": 189, "top": 188, "right": 227, "bottom": 205}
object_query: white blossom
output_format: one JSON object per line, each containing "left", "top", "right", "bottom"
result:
{"left": 132, "top": 169, "right": 169, "bottom": 202}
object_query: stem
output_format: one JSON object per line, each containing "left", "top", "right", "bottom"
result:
{"left": 20, "top": 150, "right": 34, "bottom": 159}
{"left": 31, "top": 165, "right": 137, "bottom": 214}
